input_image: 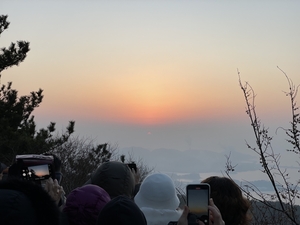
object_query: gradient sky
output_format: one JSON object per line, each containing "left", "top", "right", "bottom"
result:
{"left": 1, "top": 1, "right": 300, "bottom": 180}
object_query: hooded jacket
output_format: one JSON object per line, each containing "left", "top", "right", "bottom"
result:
{"left": 0, "top": 179, "right": 60, "bottom": 225}
{"left": 63, "top": 184, "right": 111, "bottom": 225}
{"left": 85, "top": 161, "right": 135, "bottom": 199}
{"left": 97, "top": 195, "right": 147, "bottom": 225}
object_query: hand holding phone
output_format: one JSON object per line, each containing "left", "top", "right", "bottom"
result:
{"left": 176, "top": 201, "right": 225, "bottom": 225}
{"left": 186, "top": 184, "right": 210, "bottom": 225}
{"left": 126, "top": 163, "right": 137, "bottom": 172}
{"left": 127, "top": 163, "right": 140, "bottom": 184}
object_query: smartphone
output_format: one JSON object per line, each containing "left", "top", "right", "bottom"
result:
{"left": 15, "top": 154, "right": 55, "bottom": 184}
{"left": 186, "top": 184, "right": 210, "bottom": 225}
{"left": 127, "top": 163, "right": 137, "bottom": 172}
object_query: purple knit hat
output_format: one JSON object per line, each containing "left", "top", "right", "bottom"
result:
{"left": 63, "top": 184, "right": 111, "bottom": 225}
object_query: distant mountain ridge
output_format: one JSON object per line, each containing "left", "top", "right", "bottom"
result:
{"left": 121, "top": 146, "right": 276, "bottom": 191}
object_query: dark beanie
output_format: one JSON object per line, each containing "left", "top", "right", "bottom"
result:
{"left": 97, "top": 195, "right": 147, "bottom": 225}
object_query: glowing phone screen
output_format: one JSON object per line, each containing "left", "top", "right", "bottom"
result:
{"left": 187, "top": 185, "right": 210, "bottom": 225}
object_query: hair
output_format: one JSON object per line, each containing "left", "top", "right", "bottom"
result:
{"left": 201, "top": 176, "right": 251, "bottom": 225}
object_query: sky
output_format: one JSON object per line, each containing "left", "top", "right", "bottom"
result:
{"left": 1, "top": 1, "right": 300, "bottom": 189}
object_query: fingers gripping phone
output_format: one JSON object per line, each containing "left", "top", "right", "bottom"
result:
{"left": 126, "top": 163, "right": 137, "bottom": 172}
{"left": 186, "top": 184, "right": 210, "bottom": 225}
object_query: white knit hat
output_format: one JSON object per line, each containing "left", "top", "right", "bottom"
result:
{"left": 134, "top": 173, "right": 180, "bottom": 209}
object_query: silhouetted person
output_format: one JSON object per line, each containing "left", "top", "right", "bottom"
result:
{"left": 85, "top": 161, "right": 135, "bottom": 199}
{"left": 0, "top": 179, "right": 60, "bottom": 225}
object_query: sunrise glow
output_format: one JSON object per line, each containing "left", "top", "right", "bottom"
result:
{"left": 2, "top": 1, "right": 300, "bottom": 149}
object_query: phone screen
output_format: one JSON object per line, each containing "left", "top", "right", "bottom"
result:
{"left": 28, "top": 164, "right": 50, "bottom": 177}
{"left": 22, "top": 164, "right": 50, "bottom": 180}
{"left": 186, "top": 184, "right": 210, "bottom": 225}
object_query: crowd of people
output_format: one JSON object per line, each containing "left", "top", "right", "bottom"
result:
{"left": 0, "top": 155, "right": 251, "bottom": 225}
